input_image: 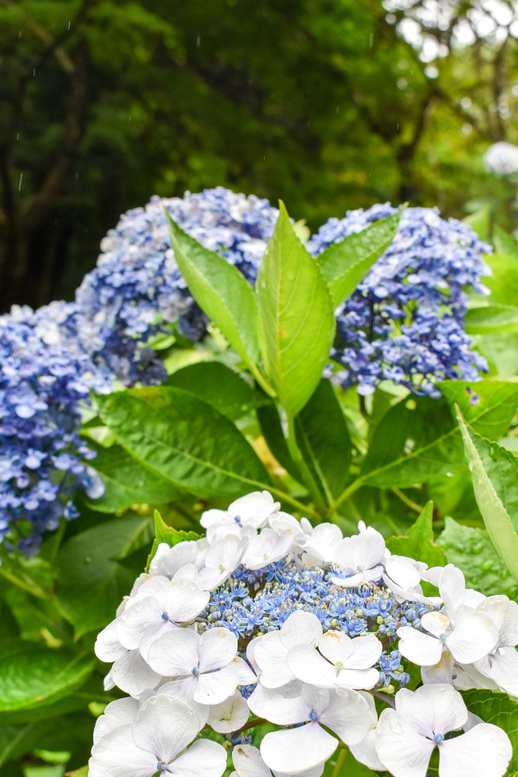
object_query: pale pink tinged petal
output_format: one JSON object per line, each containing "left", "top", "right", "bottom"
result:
{"left": 232, "top": 656, "right": 257, "bottom": 685}
{"left": 286, "top": 645, "right": 337, "bottom": 688}
{"left": 410, "top": 684, "right": 467, "bottom": 736}
{"left": 247, "top": 682, "right": 308, "bottom": 725}
{"left": 420, "top": 651, "right": 455, "bottom": 685}
{"left": 334, "top": 667, "right": 380, "bottom": 690}
{"left": 232, "top": 744, "right": 272, "bottom": 777}
{"left": 95, "top": 619, "right": 126, "bottom": 662}
{"left": 439, "top": 564, "right": 466, "bottom": 617}
{"left": 344, "top": 634, "right": 382, "bottom": 670}
{"left": 171, "top": 738, "right": 228, "bottom": 777}
{"left": 318, "top": 688, "right": 371, "bottom": 745}
{"left": 117, "top": 597, "right": 164, "bottom": 651}
{"left": 446, "top": 610, "right": 498, "bottom": 664}
{"left": 89, "top": 726, "right": 155, "bottom": 777}
{"left": 111, "top": 650, "right": 162, "bottom": 697}
{"left": 438, "top": 724, "right": 512, "bottom": 777}
{"left": 375, "top": 708, "right": 435, "bottom": 777}
{"left": 93, "top": 697, "right": 139, "bottom": 744}
{"left": 133, "top": 695, "right": 198, "bottom": 763}
{"left": 318, "top": 631, "right": 353, "bottom": 665}
{"left": 420, "top": 612, "right": 451, "bottom": 640}
{"left": 476, "top": 647, "right": 518, "bottom": 696}
{"left": 147, "top": 628, "right": 200, "bottom": 676}
{"left": 193, "top": 663, "right": 239, "bottom": 705}
{"left": 397, "top": 626, "right": 444, "bottom": 666}
{"left": 198, "top": 627, "right": 238, "bottom": 672}
{"left": 261, "top": 723, "right": 337, "bottom": 774}
{"left": 477, "top": 596, "right": 518, "bottom": 646}
{"left": 208, "top": 690, "right": 250, "bottom": 733}
{"left": 281, "top": 610, "right": 323, "bottom": 650}
{"left": 350, "top": 728, "right": 387, "bottom": 772}
{"left": 385, "top": 556, "right": 421, "bottom": 590}
{"left": 165, "top": 581, "right": 210, "bottom": 622}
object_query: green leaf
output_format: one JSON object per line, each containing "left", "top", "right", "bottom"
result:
{"left": 256, "top": 403, "right": 300, "bottom": 480}
{"left": 166, "top": 362, "right": 271, "bottom": 420}
{"left": 457, "top": 410, "right": 518, "bottom": 584}
{"left": 0, "top": 713, "right": 93, "bottom": 769}
{"left": 386, "top": 501, "right": 447, "bottom": 567}
{"left": 462, "top": 690, "right": 518, "bottom": 776}
{"left": 0, "top": 643, "right": 95, "bottom": 712}
{"left": 0, "top": 553, "right": 53, "bottom": 599}
{"left": 295, "top": 379, "right": 351, "bottom": 502}
{"left": 464, "top": 205, "right": 491, "bottom": 240}
{"left": 360, "top": 381, "right": 518, "bottom": 489}
{"left": 55, "top": 515, "right": 153, "bottom": 637}
{"left": 85, "top": 442, "right": 179, "bottom": 513}
{"left": 256, "top": 201, "right": 335, "bottom": 417}
{"left": 318, "top": 207, "right": 403, "bottom": 306}
{"left": 95, "top": 387, "right": 272, "bottom": 498}
{"left": 482, "top": 252, "right": 518, "bottom": 306}
{"left": 465, "top": 304, "right": 518, "bottom": 334}
{"left": 493, "top": 225, "right": 518, "bottom": 258}
{"left": 146, "top": 509, "right": 201, "bottom": 571}
{"left": 167, "top": 213, "right": 264, "bottom": 376}
{"left": 438, "top": 517, "right": 518, "bottom": 600}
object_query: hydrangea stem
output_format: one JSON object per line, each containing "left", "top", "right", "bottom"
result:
{"left": 285, "top": 411, "right": 328, "bottom": 514}
{"left": 331, "top": 747, "right": 347, "bottom": 777}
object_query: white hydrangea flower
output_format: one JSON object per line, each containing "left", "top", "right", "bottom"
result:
{"left": 241, "top": 527, "right": 295, "bottom": 570}
{"left": 330, "top": 523, "right": 386, "bottom": 587}
{"left": 230, "top": 744, "right": 324, "bottom": 777}
{"left": 201, "top": 491, "right": 280, "bottom": 541}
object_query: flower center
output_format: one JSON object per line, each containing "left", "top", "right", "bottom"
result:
{"left": 191, "top": 667, "right": 200, "bottom": 676}
{"left": 234, "top": 514, "right": 242, "bottom": 523}
{"left": 335, "top": 661, "right": 344, "bottom": 672}
{"left": 308, "top": 709, "right": 318, "bottom": 721}
{"left": 161, "top": 611, "right": 169, "bottom": 621}
{"left": 157, "top": 761, "right": 168, "bottom": 771}
{"left": 433, "top": 733, "right": 445, "bottom": 744}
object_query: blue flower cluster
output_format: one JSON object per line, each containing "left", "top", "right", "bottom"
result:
{"left": 200, "top": 560, "right": 434, "bottom": 691}
{"left": 307, "top": 204, "right": 491, "bottom": 396}
{"left": 74, "top": 187, "right": 279, "bottom": 385}
{"left": 0, "top": 303, "right": 110, "bottom": 555}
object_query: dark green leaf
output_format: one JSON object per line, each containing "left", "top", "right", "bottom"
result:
{"left": 85, "top": 442, "right": 179, "bottom": 513}
{"left": 457, "top": 411, "right": 518, "bottom": 583}
{"left": 0, "top": 643, "right": 95, "bottom": 712}
{"left": 95, "top": 387, "right": 272, "bottom": 498}
{"left": 0, "top": 552, "right": 53, "bottom": 599}
{"left": 438, "top": 517, "right": 518, "bottom": 600}
{"left": 295, "top": 379, "right": 351, "bottom": 502}
{"left": 386, "top": 502, "right": 447, "bottom": 567}
{"left": 256, "top": 202, "right": 336, "bottom": 417}
{"left": 462, "top": 690, "right": 518, "bottom": 776}
{"left": 167, "top": 214, "right": 263, "bottom": 376}
{"left": 166, "top": 362, "right": 271, "bottom": 420}
{"left": 55, "top": 515, "right": 153, "bottom": 637}
{"left": 318, "top": 208, "right": 403, "bottom": 306}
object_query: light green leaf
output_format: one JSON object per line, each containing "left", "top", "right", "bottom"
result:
{"left": 438, "top": 517, "right": 518, "bottom": 600}
{"left": 318, "top": 207, "right": 403, "bottom": 306}
{"left": 146, "top": 510, "right": 201, "bottom": 571}
{"left": 464, "top": 205, "right": 491, "bottom": 240}
{"left": 386, "top": 502, "right": 447, "bottom": 567}
{"left": 85, "top": 442, "right": 179, "bottom": 513}
{"left": 95, "top": 387, "right": 272, "bottom": 497}
{"left": 166, "top": 362, "right": 271, "bottom": 420}
{"left": 256, "top": 201, "right": 335, "bottom": 417}
{"left": 456, "top": 409, "right": 518, "bottom": 584}
{"left": 462, "top": 690, "right": 518, "bottom": 777}
{"left": 55, "top": 515, "right": 153, "bottom": 637}
{"left": 295, "top": 379, "right": 351, "bottom": 502}
{"left": 465, "top": 304, "right": 518, "bottom": 334}
{"left": 493, "top": 225, "right": 518, "bottom": 258}
{"left": 482, "top": 252, "right": 518, "bottom": 306}
{"left": 0, "top": 643, "right": 95, "bottom": 712}
{"left": 167, "top": 213, "right": 265, "bottom": 378}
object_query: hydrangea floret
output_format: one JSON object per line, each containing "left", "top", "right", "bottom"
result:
{"left": 90, "top": 491, "right": 515, "bottom": 777}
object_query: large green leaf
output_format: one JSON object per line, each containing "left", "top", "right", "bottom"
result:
{"left": 295, "top": 379, "right": 351, "bottom": 503}
{"left": 360, "top": 381, "right": 518, "bottom": 489}
{"left": 317, "top": 208, "right": 403, "bottom": 306}
{"left": 462, "top": 690, "right": 518, "bottom": 777}
{"left": 481, "top": 252, "right": 518, "bottom": 306}
{"left": 55, "top": 515, "right": 153, "bottom": 637}
{"left": 85, "top": 442, "right": 179, "bottom": 513}
{"left": 493, "top": 226, "right": 518, "bottom": 258}
{"left": 256, "top": 202, "right": 336, "bottom": 417}
{"left": 463, "top": 205, "right": 491, "bottom": 240}
{"left": 0, "top": 642, "right": 95, "bottom": 712}
{"left": 457, "top": 411, "right": 518, "bottom": 584}
{"left": 0, "top": 552, "right": 53, "bottom": 599}
{"left": 465, "top": 304, "right": 518, "bottom": 334}
{"left": 438, "top": 517, "right": 518, "bottom": 600}
{"left": 166, "top": 362, "right": 271, "bottom": 420}
{"left": 386, "top": 502, "right": 446, "bottom": 568}
{"left": 0, "top": 712, "right": 93, "bottom": 768}
{"left": 96, "top": 387, "right": 272, "bottom": 497}
{"left": 167, "top": 214, "right": 264, "bottom": 377}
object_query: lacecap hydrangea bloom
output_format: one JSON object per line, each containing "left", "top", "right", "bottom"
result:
{"left": 90, "top": 491, "right": 514, "bottom": 777}
{"left": 0, "top": 302, "right": 110, "bottom": 554}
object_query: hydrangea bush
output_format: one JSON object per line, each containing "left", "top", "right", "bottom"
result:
{"left": 90, "top": 491, "right": 515, "bottom": 777}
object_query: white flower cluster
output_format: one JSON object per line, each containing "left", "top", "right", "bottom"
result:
{"left": 89, "top": 492, "right": 515, "bottom": 777}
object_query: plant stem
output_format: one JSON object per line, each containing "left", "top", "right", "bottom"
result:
{"left": 331, "top": 477, "right": 362, "bottom": 513}
{"left": 249, "top": 362, "right": 277, "bottom": 398}
{"left": 285, "top": 411, "right": 327, "bottom": 514}
{"left": 392, "top": 487, "right": 422, "bottom": 513}
{"left": 267, "top": 484, "right": 320, "bottom": 520}
{"left": 331, "top": 747, "right": 347, "bottom": 777}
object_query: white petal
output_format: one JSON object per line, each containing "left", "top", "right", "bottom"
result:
{"left": 232, "top": 656, "right": 257, "bottom": 686}
{"left": 95, "top": 619, "right": 127, "bottom": 662}
{"left": 147, "top": 628, "right": 199, "bottom": 676}
{"left": 318, "top": 631, "right": 353, "bottom": 665}
{"left": 343, "top": 634, "right": 382, "bottom": 670}
{"left": 208, "top": 690, "right": 250, "bottom": 733}
{"left": 165, "top": 580, "right": 211, "bottom": 622}
{"left": 281, "top": 610, "right": 323, "bottom": 650}
{"left": 334, "top": 667, "right": 380, "bottom": 691}
{"left": 439, "top": 565, "right": 466, "bottom": 617}
{"left": 375, "top": 707, "right": 435, "bottom": 777}
{"left": 172, "top": 739, "right": 228, "bottom": 777}
{"left": 229, "top": 491, "right": 279, "bottom": 527}
{"left": 193, "top": 663, "right": 239, "bottom": 705}
{"left": 247, "top": 682, "right": 308, "bottom": 725}
{"left": 198, "top": 627, "right": 238, "bottom": 672}
{"left": 476, "top": 647, "right": 518, "bottom": 696}
{"left": 396, "top": 685, "right": 467, "bottom": 738}
{"left": 350, "top": 728, "right": 386, "bottom": 772}
{"left": 158, "top": 681, "right": 209, "bottom": 729}
{"left": 117, "top": 597, "right": 166, "bottom": 651}
{"left": 111, "top": 649, "right": 162, "bottom": 697}
{"left": 438, "top": 724, "right": 512, "bottom": 777}
{"left": 420, "top": 651, "right": 455, "bottom": 685}
{"left": 385, "top": 555, "right": 421, "bottom": 590}
{"left": 287, "top": 645, "right": 336, "bottom": 688}
{"left": 242, "top": 528, "right": 294, "bottom": 570}
{"left": 133, "top": 695, "right": 199, "bottom": 763}
{"left": 477, "top": 596, "right": 518, "bottom": 646}
{"left": 261, "top": 722, "right": 337, "bottom": 774}
{"left": 397, "top": 626, "right": 444, "bottom": 666}
{"left": 254, "top": 632, "right": 295, "bottom": 689}
{"left": 89, "top": 726, "right": 155, "bottom": 777}
{"left": 93, "top": 698, "right": 139, "bottom": 744}
{"left": 318, "top": 688, "right": 371, "bottom": 745}
{"left": 420, "top": 612, "right": 451, "bottom": 640}
{"left": 232, "top": 745, "right": 271, "bottom": 777}
{"left": 446, "top": 609, "right": 498, "bottom": 664}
